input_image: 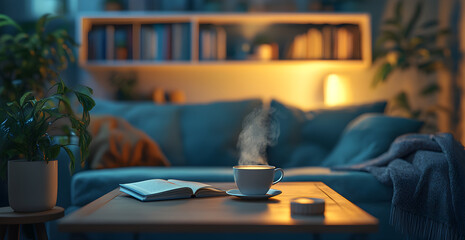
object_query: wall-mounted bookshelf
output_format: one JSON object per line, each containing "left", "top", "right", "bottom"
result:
{"left": 79, "top": 13, "right": 371, "bottom": 69}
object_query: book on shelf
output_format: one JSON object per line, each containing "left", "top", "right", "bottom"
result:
{"left": 165, "top": 24, "right": 172, "bottom": 60}
{"left": 154, "top": 24, "right": 166, "bottom": 60}
{"left": 321, "top": 25, "right": 334, "bottom": 59}
{"left": 336, "top": 25, "right": 355, "bottom": 60}
{"left": 307, "top": 27, "right": 323, "bottom": 59}
{"left": 199, "top": 26, "right": 227, "bottom": 61}
{"left": 87, "top": 25, "right": 106, "bottom": 60}
{"left": 171, "top": 23, "right": 191, "bottom": 61}
{"left": 105, "top": 25, "right": 115, "bottom": 60}
{"left": 350, "top": 25, "right": 362, "bottom": 59}
{"left": 284, "top": 24, "right": 361, "bottom": 60}
{"left": 216, "top": 26, "right": 226, "bottom": 60}
{"left": 140, "top": 25, "right": 157, "bottom": 60}
{"left": 120, "top": 179, "right": 226, "bottom": 202}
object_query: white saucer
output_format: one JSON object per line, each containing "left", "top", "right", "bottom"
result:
{"left": 226, "top": 189, "right": 282, "bottom": 199}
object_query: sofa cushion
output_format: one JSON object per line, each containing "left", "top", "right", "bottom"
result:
{"left": 322, "top": 114, "right": 423, "bottom": 167}
{"left": 179, "top": 99, "right": 262, "bottom": 166}
{"left": 70, "top": 166, "right": 391, "bottom": 207}
{"left": 91, "top": 99, "right": 185, "bottom": 165}
{"left": 284, "top": 167, "right": 392, "bottom": 203}
{"left": 267, "top": 100, "right": 387, "bottom": 168}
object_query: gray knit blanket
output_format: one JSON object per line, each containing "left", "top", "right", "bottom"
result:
{"left": 335, "top": 133, "right": 465, "bottom": 240}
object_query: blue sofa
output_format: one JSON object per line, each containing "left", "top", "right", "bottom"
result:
{"left": 50, "top": 98, "right": 424, "bottom": 240}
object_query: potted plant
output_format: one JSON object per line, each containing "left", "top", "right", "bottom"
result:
{"left": 0, "top": 81, "right": 94, "bottom": 212}
{"left": 0, "top": 14, "right": 77, "bottom": 104}
{"left": 372, "top": 0, "right": 450, "bottom": 131}
{"left": 0, "top": 14, "right": 94, "bottom": 212}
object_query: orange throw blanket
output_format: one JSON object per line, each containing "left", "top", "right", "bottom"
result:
{"left": 88, "top": 116, "right": 170, "bottom": 169}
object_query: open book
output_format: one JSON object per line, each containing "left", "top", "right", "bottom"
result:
{"left": 119, "top": 179, "right": 226, "bottom": 202}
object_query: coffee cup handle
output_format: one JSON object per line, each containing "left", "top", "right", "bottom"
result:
{"left": 272, "top": 168, "right": 284, "bottom": 185}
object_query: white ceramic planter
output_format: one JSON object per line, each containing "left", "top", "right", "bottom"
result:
{"left": 8, "top": 160, "right": 57, "bottom": 212}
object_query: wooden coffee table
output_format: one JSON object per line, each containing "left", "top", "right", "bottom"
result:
{"left": 58, "top": 182, "right": 377, "bottom": 234}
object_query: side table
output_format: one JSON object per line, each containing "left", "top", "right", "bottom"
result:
{"left": 0, "top": 206, "right": 64, "bottom": 240}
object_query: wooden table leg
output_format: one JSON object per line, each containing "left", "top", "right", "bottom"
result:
{"left": 34, "top": 223, "right": 48, "bottom": 240}
{"left": 0, "top": 225, "right": 6, "bottom": 240}
{"left": 7, "top": 225, "right": 19, "bottom": 240}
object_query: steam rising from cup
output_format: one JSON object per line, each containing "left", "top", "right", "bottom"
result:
{"left": 237, "top": 107, "right": 280, "bottom": 165}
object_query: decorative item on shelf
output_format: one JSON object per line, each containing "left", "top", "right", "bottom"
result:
{"left": 115, "top": 41, "right": 128, "bottom": 60}
{"left": 109, "top": 72, "right": 137, "bottom": 101}
{"left": 0, "top": 14, "right": 77, "bottom": 104}
{"left": 104, "top": 0, "right": 124, "bottom": 11}
{"left": 152, "top": 88, "right": 186, "bottom": 104}
{"left": 152, "top": 87, "right": 166, "bottom": 104}
{"left": 169, "top": 90, "right": 186, "bottom": 104}
{"left": 251, "top": 34, "right": 278, "bottom": 61}
{"left": 0, "top": 81, "right": 95, "bottom": 212}
{"left": 372, "top": 0, "right": 450, "bottom": 131}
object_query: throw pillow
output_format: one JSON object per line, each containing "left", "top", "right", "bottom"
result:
{"left": 91, "top": 99, "right": 185, "bottom": 165}
{"left": 267, "top": 100, "right": 387, "bottom": 168}
{"left": 180, "top": 99, "right": 263, "bottom": 166}
{"left": 321, "top": 113, "right": 423, "bottom": 167}
{"left": 88, "top": 116, "right": 170, "bottom": 169}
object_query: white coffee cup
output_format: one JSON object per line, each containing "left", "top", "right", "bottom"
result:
{"left": 233, "top": 165, "right": 284, "bottom": 195}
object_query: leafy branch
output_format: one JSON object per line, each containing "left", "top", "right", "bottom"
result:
{"left": 373, "top": 0, "right": 450, "bottom": 87}
{"left": 0, "top": 14, "right": 77, "bottom": 103}
{"left": 372, "top": 0, "right": 451, "bottom": 129}
{"left": 0, "top": 81, "right": 95, "bottom": 177}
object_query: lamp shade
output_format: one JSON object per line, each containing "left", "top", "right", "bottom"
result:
{"left": 324, "top": 74, "right": 349, "bottom": 106}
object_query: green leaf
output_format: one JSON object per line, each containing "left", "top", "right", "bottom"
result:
{"left": 393, "top": 91, "right": 412, "bottom": 112}
{"left": 438, "top": 28, "right": 451, "bottom": 36}
{"left": 420, "top": 83, "right": 440, "bottom": 96}
{"left": 74, "top": 85, "right": 94, "bottom": 96}
{"left": 43, "top": 108, "right": 64, "bottom": 120}
{"left": 411, "top": 110, "right": 422, "bottom": 119}
{"left": 372, "top": 62, "right": 394, "bottom": 87}
{"left": 75, "top": 92, "right": 96, "bottom": 113}
{"left": 394, "top": 1, "right": 403, "bottom": 24}
{"left": 62, "top": 146, "right": 76, "bottom": 174}
{"left": 36, "top": 14, "right": 55, "bottom": 34}
{"left": 376, "top": 30, "right": 402, "bottom": 47}
{"left": 13, "top": 33, "right": 28, "bottom": 43}
{"left": 404, "top": 1, "right": 423, "bottom": 38}
{"left": 47, "top": 144, "right": 61, "bottom": 161}
{"left": 421, "top": 20, "right": 438, "bottom": 29}
{"left": 19, "top": 92, "right": 34, "bottom": 106}
{"left": 0, "top": 14, "right": 22, "bottom": 30}
{"left": 418, "top": 60, "right": 441, "bottom": 73}
{"left": 0, "top": 34, "right": 14, "bottom": 43}
{"left": 384, "top": 18, "right": 401, "bottom": 27}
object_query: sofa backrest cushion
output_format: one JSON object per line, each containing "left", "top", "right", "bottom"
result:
{"left": 321, "top": 113, "right": 423, "bottom": 167}
{"left": 180, "top": 99, "right": 262, "bottom": 166}
{"left": 267, "top": 100, "right": 387, "bottom": 168}
{"left": 91, "top": 99, "right": 185, "bottom": 165}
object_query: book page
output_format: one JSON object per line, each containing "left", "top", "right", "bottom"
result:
{"left": 120, "top": 179, "right": 187, "bottom": 196}
{"left": 167, "top": 179, "right": 225, "bottom": 197}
